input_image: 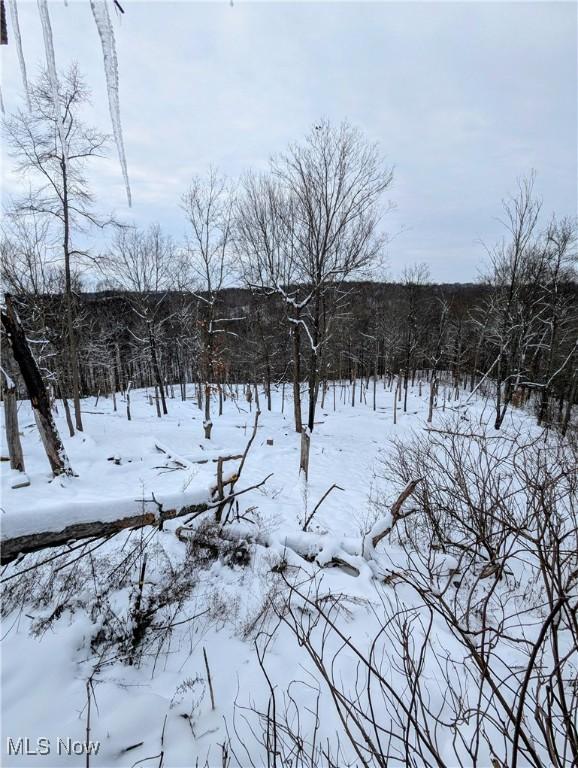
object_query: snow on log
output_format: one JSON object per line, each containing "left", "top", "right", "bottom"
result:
{"left": 154, "top": 441, "right": 193, "bottom": 469}
{"left": 1, "top": 498, "right": 209, "bottom": 565}
{"left": 362, "top": 479, "right": 422, "bottom": 560}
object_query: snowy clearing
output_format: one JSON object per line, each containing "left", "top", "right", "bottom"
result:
{"left": 2, "top": 381, "right": 575, "bottom": 767}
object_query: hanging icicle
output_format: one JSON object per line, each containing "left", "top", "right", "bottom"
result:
{"left": 36, "top": 0, "right": 58, "bottom": 100}
{"left": 5, "top": 0, "right": 131, "bottom": 206}
{"left": 8, "top": 0, "right": 31, "bottom": 110}
{"left": 90, "top": 0, "right": 131, "bottom": 207}
{"left": 37, "top": 0, "right": 68, "bottom": 171}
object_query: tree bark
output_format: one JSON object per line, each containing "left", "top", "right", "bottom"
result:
{"left": 300, "top": 428, "right": 310, "bottom": 480}
{"left": 149, "top": 325, "right": 167, "bottom": 415}
{"left": 62, "top": 157, "right": 83, "bottom": 432}
{"left": 292, "top": 313, "right": 302, "bottom": 433}
{"left": 204, "top": 383, "right": 213, "bottom": 439}
{"left": 1, "top": 295, "right": 73, "bottom": 477}
{"left": 561, "top": 371, "right": 576, "bottom": 437}
{"left": 1, "top": 500, "right": 209, "bottom": 565}
{"left": 427, "top": 375, "right": 437, "bottom": 423}
{"left": 3, "top": 378, "right": 25, "bottom": 472}
{"left": 61, "top": 388, "right": 75, "bottom": 438}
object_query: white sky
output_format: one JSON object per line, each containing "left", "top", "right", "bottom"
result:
{"left": 1, "top": 0, "right": 577, "bottom": 282}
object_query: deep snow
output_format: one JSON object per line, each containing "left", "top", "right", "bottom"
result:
{"left": 0, "top": 380, "right": 561, "bottom": 766}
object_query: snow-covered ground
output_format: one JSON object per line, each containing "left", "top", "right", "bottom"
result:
{"left": 0, "top": 381, "right": 572, "bottom": 766}
{"left": 1, "top": 381, "right": 439, "bottom": 542}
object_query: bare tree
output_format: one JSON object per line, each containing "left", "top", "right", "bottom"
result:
{"left": 426, "top": 295, "right": 449, "bottom": 422}
{"left": 533, "top": 216, "right": 577, "bottom": 425}
{"left": 238, "top": 121, "right": 392, "bottom": 432}
{"left": 1, "top": 210, "right": 81, "bottom": 436}
{"left": 237, "top": 173, "right": 305, "bottom": 432}
{"left": 482, "top": 175, "right": 543, "bottom": 429}
{"left": 3, "top": 66, "right": 112, "bottom": 432}
{"left": 399, "top": 262, "right": 430, "bottom": 413}
{"left": 106, "top": 225, "right": 176, "bottom": 415}
{"left": 181, "top": 168, "right": 235, "bottom": 439}
{"left": 272, "top": 120, "right": 393, "bottom": 432}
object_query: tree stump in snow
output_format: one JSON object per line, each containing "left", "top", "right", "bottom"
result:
{"left": 3, "top": 375, "right": 25, "bottom": 473}
{"left": 300, "top": 429, "right": 310, "bottom": 479}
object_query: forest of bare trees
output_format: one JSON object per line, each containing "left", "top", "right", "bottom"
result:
{"left": 1, "top": 50, "right": 577, "bottom": 768}
{"left": 1, "top": 73, "right": 576, "bottom": 464}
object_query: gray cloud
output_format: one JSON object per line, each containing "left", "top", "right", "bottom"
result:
{"left": 2, "top": 0, "right": 576, "bottom": 281}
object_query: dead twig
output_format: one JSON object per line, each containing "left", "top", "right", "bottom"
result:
{"left": 203, "top": 646, "right": 216, "bottom": 710}
{"left": 303, "top": 484, "right": 345, "bottom": 531}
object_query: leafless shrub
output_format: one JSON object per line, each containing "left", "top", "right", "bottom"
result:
{"left": 184, "top": 519, "right": 253, "bottom": 570}
{"left": 2, "top": 526, "right": 207, "bottom": 668}
{"left": 239, "top": 418, "right": 578, "bottom": 767}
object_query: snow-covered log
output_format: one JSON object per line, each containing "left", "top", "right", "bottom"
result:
{"left": 1, "top": 499, "right": 209, "bottom": 565}
{"left": 175, "top": 478, "right": 423, "bottom": 581}
{"left": 362, "top": 478, "right": 422, "bottom": 559}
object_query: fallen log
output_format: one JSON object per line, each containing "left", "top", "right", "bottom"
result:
{"left": 155, "top": 442, "right": 243, "bottom": 467}
{"left": 1, "top": 472, "right": 275, "bottom": 565}
{"left": 362, "top": 479, "right": 422, "bottom": 558}
{"left": 191, "top": 454, "right": 243, "bottom": 465}
{"left": 0, "top": 500, "right": 209, "bottom": 565}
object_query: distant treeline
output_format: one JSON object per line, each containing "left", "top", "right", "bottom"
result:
{"left": 9, "top": 278, "right": 577, "bottom": 430}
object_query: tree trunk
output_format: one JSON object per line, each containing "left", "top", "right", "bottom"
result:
{"left": 149, "top": 326, "right": 167, "bottom": 415}
{"left": 1, "top": 295, "right": 73, "bottom": 477}
{"left": 1, "top": 499, "right": 209, "bottom": 565}
{"left": 126, "top": 382, "right": 132, "bottom": 421}
{"left": 61, "top": 390, "right": 75, "bottom": 438}
{"left": 3, "top": 379, "right": 25, "bottom": 473}
{"left": 254, "top": 380, "right": 260, "bottom": 410}
{"left": 427, "top": 376, "right": 436, "bottom": 423}
{"left": 561, "top": 371, "right": 576, "bottom": 437}
{"left": 538, "top": 386, "right": 549, "bottom": 427}
{"left": 299, "top": 428, "right": 310, "bottom": 479}
{"left": 265, "top": 364, "right": 272, "bottom": 412}
{"left": 61, "top": 159, "right": 83, "bottom": 432}
{"left": 494, "top": 351, "right": 503, "bottom": 429}
{"left": 373, "top": 351, "right": 378, "bottom": 412}
{"left": 352, "top": 365, "right": 356, "bottom": 407}
{"left": 110, "top": 368, "right": 117, "bottom": 412}
{"left": 403, "top": 370, "right": 409, "bottom": 412}
{"left": 307, "top": 355, "right": 318, "bottom": 432}
{"left": 292, "top": 315, "right": 302, "bottom": 433}
{"left": 204, "top": 383, "right": 212, "bottom": 439}
{"left": 115, "top": 343, "right": 124, "bottom": 393}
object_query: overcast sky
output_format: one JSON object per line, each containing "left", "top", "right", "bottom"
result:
{"left": 1, "top": 1, "right": 576, "bottom": 282}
